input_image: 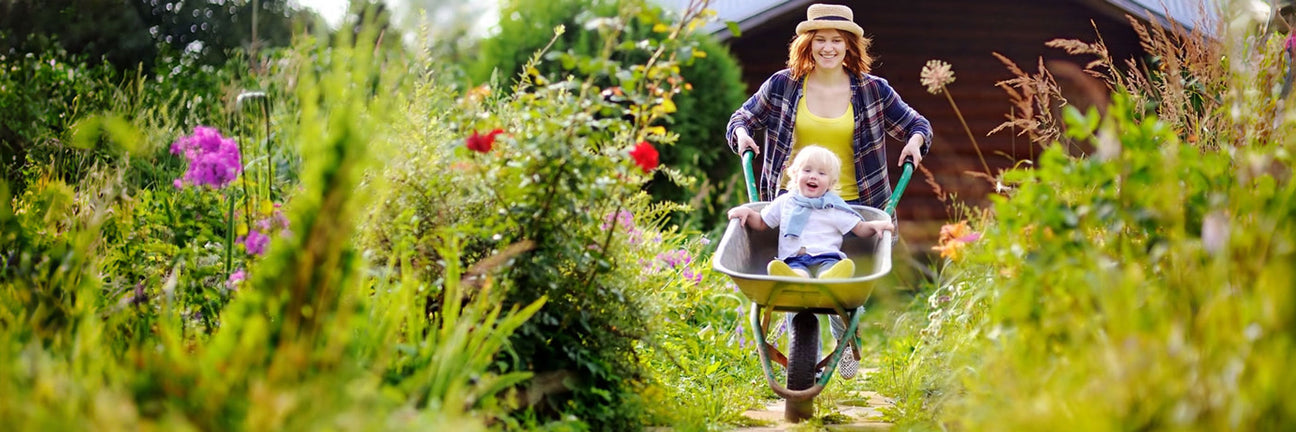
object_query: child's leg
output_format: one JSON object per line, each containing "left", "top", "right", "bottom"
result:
{"left": 817, "top": 258, "right": 855, "bottom": 279}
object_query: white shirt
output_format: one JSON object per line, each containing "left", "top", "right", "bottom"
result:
{"left": 760, "top": 193, "right": 861, "bottom": 260}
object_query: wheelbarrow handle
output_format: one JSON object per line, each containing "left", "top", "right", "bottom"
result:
{"left": 883, "top": 156, "right": 915, "bottom": 217}
{"left": 741, "top": 149, "right": 759, "bottom": 203}
{"left": 744, "top": 150, "right": 914, "bottom": 214}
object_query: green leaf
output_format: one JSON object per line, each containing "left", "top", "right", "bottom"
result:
{"left": 68, "top": 115, "right": 101, "bottom": 150}
{"left": 725, "top": 21, "right": 741, "bottom": 37}
{"left": 101, "top": 114, "right": 143, "bottom": 155}
{"left": 704, "top": 361, "right": 720, "bottom": 376}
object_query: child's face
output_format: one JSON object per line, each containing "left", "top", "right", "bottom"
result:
{"left": 794, "top": 161, "right": 835, "bottom": 198}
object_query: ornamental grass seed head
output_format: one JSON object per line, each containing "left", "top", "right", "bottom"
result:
{"left": 920, "top": 60, "right": 956, "bottom": 95}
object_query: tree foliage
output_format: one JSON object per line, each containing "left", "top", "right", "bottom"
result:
{"left": 0, "top": 0, "right": 321, "bottom": 71}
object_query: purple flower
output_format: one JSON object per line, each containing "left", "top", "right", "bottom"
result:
{"left": 617, "top": 210, "right": 633, "bottom": 228}
{"left": 603, "top": 210, "right": 635, "bottom": 230}
{"left": 682, "top": 267, "right": 702, "bottom": 285}
{"left": 227, "top": 269, "right": 246, "bottom": 290}
{"left": 241, "top": 230, "right": 269, "bottom": 255}
{"left": 255, "top": 207, "right": 291, "bottom": 232}
{"left": 656, "top": 249, "right": 692, "bottom": 269}
{"left": 170, "top": 126, "right": 242, "bottom": 189}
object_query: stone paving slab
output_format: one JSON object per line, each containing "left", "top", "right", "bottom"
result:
{"left": 734, "top": 368, "right": 893, "bottom": 431}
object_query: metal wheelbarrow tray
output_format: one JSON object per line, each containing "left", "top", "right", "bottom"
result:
{"left": 711, "top": 202, "right": 892, "bottom": 314}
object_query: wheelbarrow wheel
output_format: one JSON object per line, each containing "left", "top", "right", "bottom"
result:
{"left": 785, "top": 311, "right": 818, "bottom": 422}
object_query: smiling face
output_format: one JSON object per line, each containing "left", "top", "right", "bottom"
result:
{"left": 787, "top": 146, "right": 842, "bottom": 199}
{"left": 794, "top": 160, "right": 836, "bottom": 198}
{"left": 810, "top": 29, "right": 849, "bottom": 70}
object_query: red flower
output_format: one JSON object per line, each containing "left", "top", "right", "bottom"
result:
{"left": 466, "top": 128, "right": 504, "bottom": 153}
{"left": 629, "top": 141, "right": 659, "bottom": 173}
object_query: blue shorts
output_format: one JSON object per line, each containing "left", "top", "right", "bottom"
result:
{"left": 781, "top": 253, "right": 842, "bottom": 273}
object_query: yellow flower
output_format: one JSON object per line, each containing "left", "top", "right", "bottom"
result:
{"left": 920, "top": 60, "right": 956, "bottom": 95}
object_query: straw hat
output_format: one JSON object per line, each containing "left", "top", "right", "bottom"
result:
{"left": 795, "top": 4, "right": 864, "bottom": 37}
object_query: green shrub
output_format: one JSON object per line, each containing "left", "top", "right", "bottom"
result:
{"left": 359, "top": 8, "right": 759, "bottom": 426}
{"left": 0, "top": 48, "right": 118, "bottom": 188}
{"left": 471, "top": 0, "right": 748, "bottom": 229}
{"left": 362, "top": 50, "right": 667, "bottom": 430}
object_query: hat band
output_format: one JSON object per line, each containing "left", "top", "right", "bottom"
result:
{"left": 814, "top": 16, "right": 851, "bottom": 22}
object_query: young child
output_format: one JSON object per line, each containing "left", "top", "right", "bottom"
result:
{"left": 727, "top": 145, "right": 895, "bottom": 279}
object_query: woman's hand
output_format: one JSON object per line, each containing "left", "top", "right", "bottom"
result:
{"left": 898, "top": 134, "right": 924, "bottom": 167}
{"left": 736, "top": 128, "right": 759, "bottom": 156}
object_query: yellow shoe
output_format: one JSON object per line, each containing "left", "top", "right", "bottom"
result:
{"left": 767, "top": 260, "right": 800, "bottom": 277}
{"left": 817, "top": 259, "right": 855, "bottom": 279}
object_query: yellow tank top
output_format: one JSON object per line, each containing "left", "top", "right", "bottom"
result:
{"left": 789, "top": 87, "right": 858, "bottom": 201}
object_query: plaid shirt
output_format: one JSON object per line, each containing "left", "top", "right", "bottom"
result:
{"left": 726, "top": 69, "right": 932, "bottom": 210}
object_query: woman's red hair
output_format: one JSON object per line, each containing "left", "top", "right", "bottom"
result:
{"left": 786, "top": 29, "right": 873, "bottom": 80}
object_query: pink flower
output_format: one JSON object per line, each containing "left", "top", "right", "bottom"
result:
{"left": 170, "top": 126, "right": 242, "bottom": 189}
{"left": 657, "top": 249, "right": 692, "bottom": 269}
{"left": 629, "top": 141, "right": 659, "bottom": 173}
{"left": 227, "top": 269, "right": 246, "bottom": 290}
{"left": 684, "top": 267, "right": 702, "bottom": 284}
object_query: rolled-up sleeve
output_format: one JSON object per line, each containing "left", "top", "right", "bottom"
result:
{"left": 726, "top": 76, "right": 779, "bottom": 154}
{"left": 877, "top": 80, "right": 933, "bottom": 155}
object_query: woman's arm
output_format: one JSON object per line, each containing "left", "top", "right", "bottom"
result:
{"left": 726, "top": 72, "right": 790, "bottom": 154}
{"left": 873, "top": 78, "right": 933, "bottom": 165}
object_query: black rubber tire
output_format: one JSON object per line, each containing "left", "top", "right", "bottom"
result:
{"left": 785, "top": 311, "right": 819, "bottom": 422}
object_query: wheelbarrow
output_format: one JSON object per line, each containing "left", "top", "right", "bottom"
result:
{"left": 711, "top": 150, "right": 914, "bottom": 422}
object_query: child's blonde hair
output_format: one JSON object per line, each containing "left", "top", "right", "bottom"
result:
{"left": 787, "top": 145, "right": 842, "bottom": 188}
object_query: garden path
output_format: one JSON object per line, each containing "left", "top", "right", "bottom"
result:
{"left": 735, "top": 368, "right": 893, "bottom": 431}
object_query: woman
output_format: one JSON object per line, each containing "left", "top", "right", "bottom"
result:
{"left": 726, "top": 3, "right": 932, "bottom": 211}
{"left": 725, "top": 3, "right": 933, "bottom": 380}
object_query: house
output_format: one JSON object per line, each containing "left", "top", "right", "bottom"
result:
{"left": 664, "top": 0, "right": 1217, "bottom": 250}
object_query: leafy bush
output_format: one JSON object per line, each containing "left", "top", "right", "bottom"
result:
{"left": 358, "top": 5, "right": 767, "bottom": 426}
{"left": 471, "top": 0, "right": 748, "bottom": 229}
{"left": 362, "top": 25, "right": 677, "bottom": 429}
{"left": 0, "top": 48, "right": 118, "bottom": 188}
